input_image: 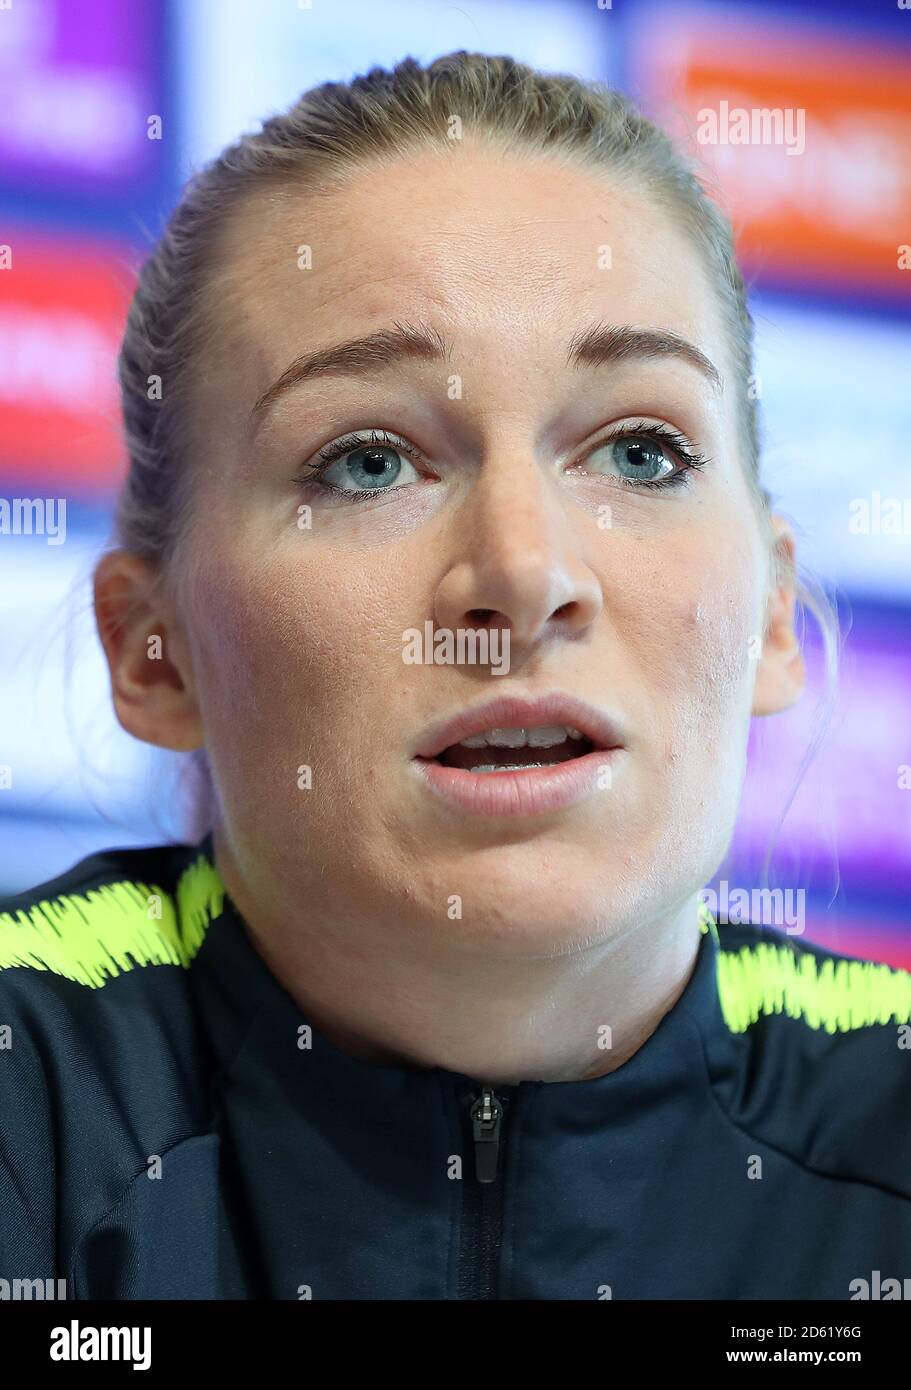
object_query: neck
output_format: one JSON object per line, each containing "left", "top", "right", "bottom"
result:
{"left": 212, "top": 830, "right": 703, "bottom": 1085}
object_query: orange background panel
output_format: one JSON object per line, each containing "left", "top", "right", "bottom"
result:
{"left": 634, "top": 15, "right": 911, "bottom": 291}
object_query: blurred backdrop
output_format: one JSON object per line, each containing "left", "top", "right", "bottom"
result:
{"left": 2, "top": 0, "right": 909, "bottom": 964}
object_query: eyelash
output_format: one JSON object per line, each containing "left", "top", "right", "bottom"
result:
{"left": 292, "top": 430, "right": 425, "bottom": 503}
{"left": 292, "top": 422, "right": 709, "bottom": 503}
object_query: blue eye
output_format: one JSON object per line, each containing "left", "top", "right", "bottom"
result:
{"left": 296, "top": 430, "right": 424, "bottom": 500}
{"left": 322, "top": 444, "right": 417, "bottom": 492}
{"left": 605, "top": 435, "right": 674, "bottom": 482}
{"left": 585, "top": 423, "right": 708, "bottom": 490}
{"left": 295, "top": 420, "right": 707, "bottom": 504}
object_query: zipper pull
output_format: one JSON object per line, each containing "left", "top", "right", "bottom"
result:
{"left": 469, "top": 1086, "right": 505, "bottom": 1184}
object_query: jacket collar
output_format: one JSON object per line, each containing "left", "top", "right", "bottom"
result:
{"left": 184, "top": 833, "right": 735, "bottom": 1120}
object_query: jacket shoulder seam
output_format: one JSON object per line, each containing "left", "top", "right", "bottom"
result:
{"left": 68, "top": 1130, "right": 217, "bottom": 1299}
{"left": 679, "top": 1004, "right": 911, "bottom": 1206}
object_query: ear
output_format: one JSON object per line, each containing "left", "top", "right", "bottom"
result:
{"left": 751, "top": 515, "right": 807, "bottom": 717}
{"left": 93, "top": 549, "right": 204, "bottom": 751}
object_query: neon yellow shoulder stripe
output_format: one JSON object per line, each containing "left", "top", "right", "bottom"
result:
{"left": 0, "top": 853, "right": 225, "bottom": 989}
{"left": 4, "top": 866, "right": 909, "bottom": 1035}
{"left": 698, "top": 900, "right": 719, "bottom": 942}
{"left": 715, "top": 938, "right": 911, "bottom": 1034}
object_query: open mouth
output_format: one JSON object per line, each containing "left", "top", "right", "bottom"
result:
{"left": 413, "top": 698, "right": 621, "bottom": 814}
{"left": 429, "top": 725, "right": 598, "bottom": 774}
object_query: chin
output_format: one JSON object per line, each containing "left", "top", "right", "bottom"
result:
{"left": 443, "top": 895, "right": 632, "bottom": 958}
{"left": 396, "top": 842, "right": 643, "bottom": 956}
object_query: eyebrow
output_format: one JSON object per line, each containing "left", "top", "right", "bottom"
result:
{"left": 249, "top": 318, "right": 722, "bottom": 431}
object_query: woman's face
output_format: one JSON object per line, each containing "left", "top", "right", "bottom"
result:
{"left": 169, "top": 145, "right": 791, "bottom": 951}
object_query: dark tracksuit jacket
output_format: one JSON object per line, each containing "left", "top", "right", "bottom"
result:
{"left": 1, "top": 834, "right": 909, "bottom": 1300}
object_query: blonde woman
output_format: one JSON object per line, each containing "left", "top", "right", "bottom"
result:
{"left": 1, "top": 52, "right": 908, "bottom": 1301}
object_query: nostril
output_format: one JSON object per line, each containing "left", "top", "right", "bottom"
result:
{"left": 467, "top": 609, "right": 496, "bottom": 625}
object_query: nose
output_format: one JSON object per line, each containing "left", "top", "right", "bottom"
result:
{"left": 432, "top": 445, "right": 603, "bottom": 665}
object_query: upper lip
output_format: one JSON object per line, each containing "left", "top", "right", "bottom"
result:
{"left": 413, "top": 693, "right": 625, "bottom": 760}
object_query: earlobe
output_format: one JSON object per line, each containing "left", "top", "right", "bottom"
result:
{"left": 751, "top": 517, "right": 807, "bottom": 717}
{"left": 93, "top": 549, "right": 204, "bottom": 751}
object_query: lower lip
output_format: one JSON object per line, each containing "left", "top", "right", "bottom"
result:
{"left": 412, "top": 749, "right": 620, "bottom": 817}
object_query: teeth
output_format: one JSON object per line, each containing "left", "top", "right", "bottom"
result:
{"left": 527, "top": 725, "right": 572, "bottom": 747}
{"left": 472, "top": 763, "right": 550, "bottom": 773}
{"left": 487, "top": 727, "right": 528, "bottom": 748}
{"left": 458, "top": 725, "right": 578, "bottom": 750}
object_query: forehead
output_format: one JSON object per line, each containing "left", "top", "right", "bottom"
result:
{"left": 204, "top": 143, "right": 726, "bottom": 397}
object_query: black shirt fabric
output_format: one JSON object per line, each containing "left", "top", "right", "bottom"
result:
{"left": 1, "top": 835, "right": 909, "bottom": 1300}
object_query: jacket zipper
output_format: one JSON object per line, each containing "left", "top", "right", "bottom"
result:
{"left": 457, "top": 1084, "right": 514, "bottom": 1299}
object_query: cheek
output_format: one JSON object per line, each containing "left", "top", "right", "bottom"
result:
{"left": 602, "top": 528, "right": 765, "bottom": 879}
{"left": 183, "top": 540, "right": 414, "bottom": 760}
{"left": 668, "top": 583, "right": 758, "bottom": 774}
{"left": 614, "top": 529, "right": 764, "bottom": 763}
{"left": 685, "top": 576, "right": 759, "bottom": 704}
